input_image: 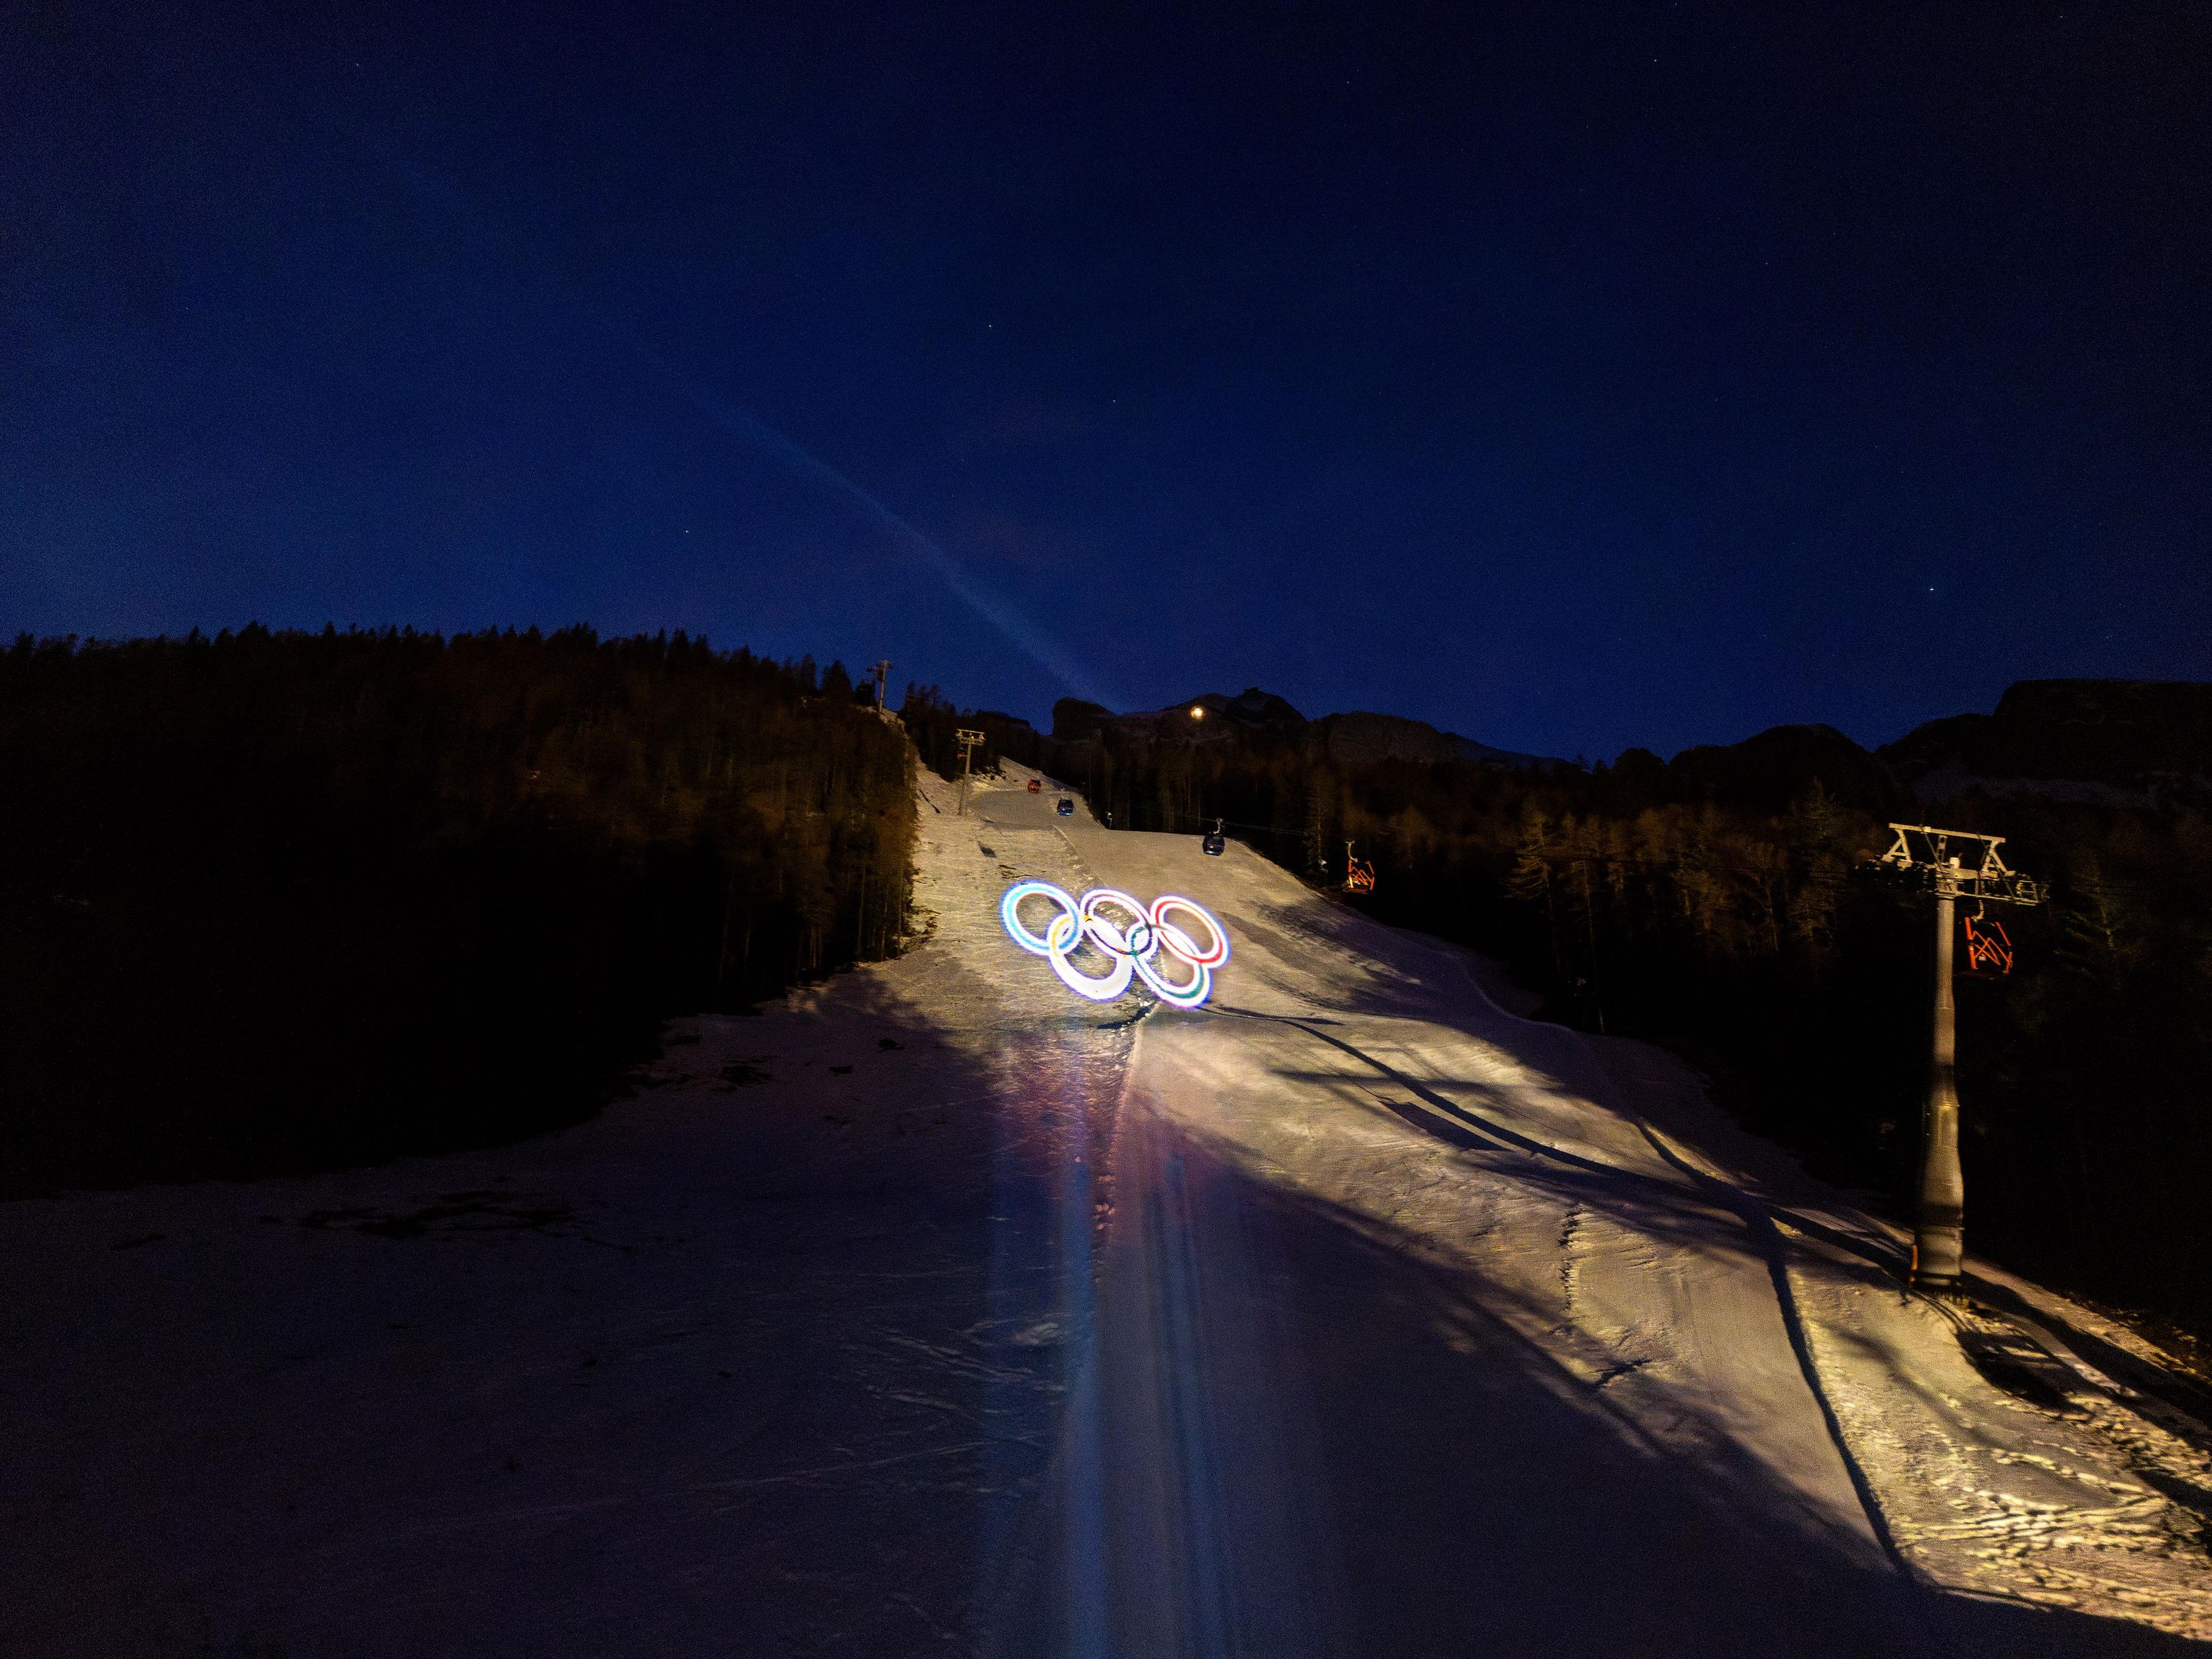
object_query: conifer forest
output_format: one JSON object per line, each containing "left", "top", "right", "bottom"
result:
{"left": 0, "top": 627, "right": 913, "bottom": 1194}
{"left": 8, "top": 634, "right": 2210, "bottom": 1352}
{"left": 967, "top": 694, "right": 2212, "bottom": 1348}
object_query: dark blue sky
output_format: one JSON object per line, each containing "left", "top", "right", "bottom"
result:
{"left": 6, "top": 2, "right": 2208, "bottom": 760}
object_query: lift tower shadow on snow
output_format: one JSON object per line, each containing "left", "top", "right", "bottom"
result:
{"left": 1868, "top": 824, "right": 2043, "bottom": 1294}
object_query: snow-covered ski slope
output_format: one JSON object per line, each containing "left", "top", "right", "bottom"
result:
{"left": 969, "top": 767, "right": 2212, "bottom": 1656}
{"left": 3, "top": 760, "right": 2208, "bottom": 1657}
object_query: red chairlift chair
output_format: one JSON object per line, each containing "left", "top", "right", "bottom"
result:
{"left": 1343, "top": 840, "right": 1376, "bottom": 895}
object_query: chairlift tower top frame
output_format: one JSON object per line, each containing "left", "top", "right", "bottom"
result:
{"left": 1876, "top": 824, "right": 2044, "bottom": 908}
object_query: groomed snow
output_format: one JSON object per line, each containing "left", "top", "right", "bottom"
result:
{"left": 2, "top": 760, "right": 2207, "bottom": 1656}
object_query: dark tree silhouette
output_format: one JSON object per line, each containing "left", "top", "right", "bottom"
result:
{"left": 1, "top": 626, "right": 913, "bottom": 1193}
{"left": 973, "top": 705, "right": 2212, "bottom": 1346}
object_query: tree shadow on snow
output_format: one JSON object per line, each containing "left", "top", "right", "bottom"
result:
{"left": 1055, "top": 1111, "right": 2211, "bottom": 1659}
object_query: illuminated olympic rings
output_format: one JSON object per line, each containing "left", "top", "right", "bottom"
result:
{"left": 999, "top": 881, "right": 1230, "bottom": 1008}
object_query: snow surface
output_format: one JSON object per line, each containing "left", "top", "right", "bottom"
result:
{"left": 3, "top": 762, "right": 2209, "bottom": 1656}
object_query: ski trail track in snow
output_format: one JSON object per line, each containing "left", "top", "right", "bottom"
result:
{"left": 3, "top": 760, "right": 2210, "bottom": 1656}
{"left": 1196, "top": 992, "right": 1910, "bottom": 1578}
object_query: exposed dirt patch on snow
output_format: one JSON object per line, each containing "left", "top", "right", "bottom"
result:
{"left": 291, "top": 1190, "right": 580, "bottom": 1239}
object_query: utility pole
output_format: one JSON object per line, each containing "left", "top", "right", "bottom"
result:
{"left": 1869, "top": 825, "right": 2043, "bottom": 1294}
{"left": 954, "top": 727, "right": 985, "bottom": 816}
{"left": 869, "top": 660, "right": 891, "bottom": 711}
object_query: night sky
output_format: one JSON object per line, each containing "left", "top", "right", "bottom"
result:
{"left": 7, "top": 3, "right": 2209, "bottom": 760}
